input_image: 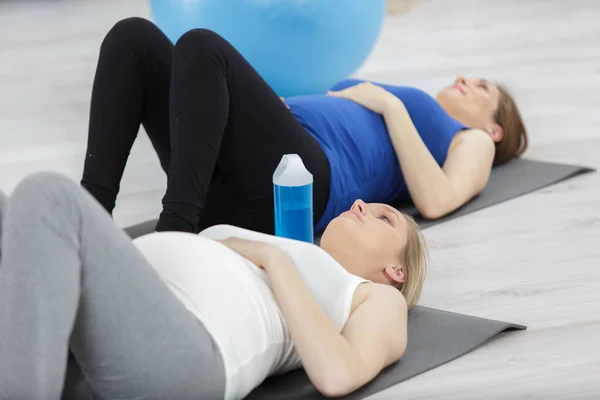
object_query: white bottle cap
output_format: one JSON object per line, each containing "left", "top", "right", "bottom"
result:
{"left": 273, "top": 154, "right": 313, "bottom": 187}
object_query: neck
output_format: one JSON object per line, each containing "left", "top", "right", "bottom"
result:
{"left": 321, "top": 245, "right": 356, "bottom": 273}
{"left": 436, "top": 96, "right": 474, "bottom": 127}
{"left": 437, "top": 98, "right": 461, "bottom": 123}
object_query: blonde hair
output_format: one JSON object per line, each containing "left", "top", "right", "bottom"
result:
{"left": 398, "top": 215, "right": 428, "bottom": 309}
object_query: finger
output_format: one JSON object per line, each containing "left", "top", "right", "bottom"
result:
{"left": 327, "top": 90, "right": 347, "bottom": 97}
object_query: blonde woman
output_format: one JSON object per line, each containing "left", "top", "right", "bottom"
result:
{"left": 0, "top": 172, "right": 426, "bottom": 400}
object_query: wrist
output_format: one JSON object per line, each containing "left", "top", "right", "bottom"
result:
{"left": 383, "top": 96, "right": 405, "bottom": 116}
{"left": 261, "top": 244, "right": 286, "bottom": 270}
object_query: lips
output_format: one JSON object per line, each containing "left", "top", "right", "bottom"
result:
{"left": 345, "top": 210, "right": 363, "bottom": 222}
{"left": 452, "top": 85, "right": 466, "bottom": 95}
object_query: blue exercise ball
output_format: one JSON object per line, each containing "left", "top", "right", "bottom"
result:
{"left": 149, "top": 0, "right": 386, "bottom": 97}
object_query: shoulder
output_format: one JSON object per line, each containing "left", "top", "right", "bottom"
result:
{"left": 370, "top": 283, "right": 408, "bottom": 310}
{"left": 449, "top": 128, "right": 495, "bottom": 156}
{"left": 348, "top": 283, "right": 408, "bottom": 360}
{"left": 352, "top": 283, "right": 408, "bottom": 319}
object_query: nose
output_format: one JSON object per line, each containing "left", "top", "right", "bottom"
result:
{"left": 351, "top": 199, "right": 368, "bottom": 216}
{"left": 455, "top": 75, "right": 466, "bottom": 86}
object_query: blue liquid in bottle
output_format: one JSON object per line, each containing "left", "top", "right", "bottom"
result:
{"left": 273, "top": 155, "right": 314, "bottom": 243}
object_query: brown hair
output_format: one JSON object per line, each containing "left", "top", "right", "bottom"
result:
{"left": 493, "top": 84, "right": 529, "bottom": 166}
{"left": 398, "top": 215, "right": 428, "bottom": 309}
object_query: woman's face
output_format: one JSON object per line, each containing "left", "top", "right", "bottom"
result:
{"left": 320, "top": 200, "right": 408, "bottom": 286}
{"left": 437, "top": 75, "right": 503, "bottom": 139}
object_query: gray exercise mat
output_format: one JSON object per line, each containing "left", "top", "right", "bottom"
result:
{"left": 396, "top": 157, "right": 595, "bottom": 229}
{"left": 124, "top": 218, "right": 158, "bottom": 239}
{"left": 244, "top": 307, "right": 525, "bottom": 400}
{"left": 122, "top": 158, "right": 594, "bottom": 237}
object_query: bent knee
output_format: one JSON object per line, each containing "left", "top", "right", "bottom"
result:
{"left": 11, "top": 172, "right": 80, "bottom": 210}
{"left": 174, "top": 28, "right": 230, "bottom": 56}
{"left": 101, "top": 17, "right": 161, "bottom": 53}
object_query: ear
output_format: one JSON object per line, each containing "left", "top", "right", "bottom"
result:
{"left": 384, "top": 265, "right": 405, "bottom": 285}
{"left": 486, "top": 124, "right": 504, "bottom": 143}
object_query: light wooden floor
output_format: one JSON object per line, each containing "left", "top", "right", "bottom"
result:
{"left": 1, "top": 0, "right": 599, "bottom": 398}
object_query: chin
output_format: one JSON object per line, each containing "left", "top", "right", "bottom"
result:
{"left": 438, "top": 87, "right": 459, "bottom": 100}
{"left": 320, "top": 215, "right": 357, "bottom": 248}
{"left": 436, "top": 91, "right": 460, "bottom": 116}
{"left": 321, "top": 216, "right": 343, "bottom": 240}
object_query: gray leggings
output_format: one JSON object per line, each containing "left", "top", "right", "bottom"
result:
{"left": 0, "top": 172, "right": 226, "bottom": 400}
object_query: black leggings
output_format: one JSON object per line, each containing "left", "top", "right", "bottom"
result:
{"left": 81, "top": 17, "right": 331, "bottom": 234}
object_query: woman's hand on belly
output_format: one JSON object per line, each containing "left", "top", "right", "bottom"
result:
{"left": 218, "top": 236, "right": 282, "bottom": 268}
{"left": 327, "top": 82, "right": 402, "bottom": 115}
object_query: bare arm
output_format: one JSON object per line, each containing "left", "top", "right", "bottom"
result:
{"left": 219, "top": 237, "right": 408, "bottom": 398}
{"left": 383, "top": 101, "right": 495, "bottom": 218}
{"left": 264, "top": 249, "right": 407, "bottom": 397}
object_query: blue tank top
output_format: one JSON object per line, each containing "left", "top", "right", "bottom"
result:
{"left": 286, "top": 79, "right": 467, "bottom": 231}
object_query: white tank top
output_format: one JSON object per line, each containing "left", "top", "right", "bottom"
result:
{"left": 132, "top": 225, "right": 368, "bottom": 400}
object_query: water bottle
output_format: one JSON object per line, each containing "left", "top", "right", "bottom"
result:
{"left": 273, "top": 154, "right": 314, "bottom": 243}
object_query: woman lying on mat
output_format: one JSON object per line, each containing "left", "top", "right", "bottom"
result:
{"left": 81, "top": 17, "right": 528, "bottom": 235}
{"left": 0, "top": 172, "right": 426, "bottom": 400}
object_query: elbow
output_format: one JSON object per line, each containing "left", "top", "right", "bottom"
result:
{"left": 315, "top": 371, "right": 356, "bottom": 398}
{"left": 418, "top": 201, "right": 449, "bottom": 220}
{"left": 418, "top": 185, "right": 464, "bottom": 220}
{"left": 318, "top": 382, "right": 352, "bottom": 399}
{"left": 414, "top": 183, "right": 454, "bottom": 220}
